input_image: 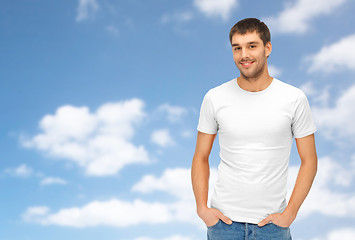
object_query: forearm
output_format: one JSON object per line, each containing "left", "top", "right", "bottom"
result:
{"left": 191, "top": 156, "right": 210, "bottom": 213}
{"left": 284, "top": 159, "right": 317, "bottom": 218}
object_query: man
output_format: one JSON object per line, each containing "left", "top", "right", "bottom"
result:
{"left": 191, "top": 18, "right": 318, "bottom": 240}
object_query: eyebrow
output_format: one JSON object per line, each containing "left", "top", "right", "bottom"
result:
{"left": 231, "top": 41, "right": 260, "bottom": 47}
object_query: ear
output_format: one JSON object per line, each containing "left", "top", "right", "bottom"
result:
{"left": 265, "top": 41, "right": 272, "bottom": 58}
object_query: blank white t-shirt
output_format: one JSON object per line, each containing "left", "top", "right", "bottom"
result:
{"left": 197, "top": 78, "right": 317, "bottom": 224}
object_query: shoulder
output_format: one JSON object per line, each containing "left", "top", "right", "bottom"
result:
{"left": 273, "top": 78, "right": 304, "bottom": 99}
{"left": 206, "top": 79, "right": 235, "bottom": 97}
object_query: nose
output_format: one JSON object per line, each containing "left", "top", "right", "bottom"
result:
{"left": 241, "top": 48, "right": 249, "bottom": 59}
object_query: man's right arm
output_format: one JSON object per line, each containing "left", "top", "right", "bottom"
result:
{"left": 191, "top": 131, "right": 232, "bottom": 227}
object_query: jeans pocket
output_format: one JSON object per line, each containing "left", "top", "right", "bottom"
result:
{"left": 207, "top": 219, "right": 221, "bottom": 229}
{"left": 270, "top": 222, "right": 289, "bottom": 230}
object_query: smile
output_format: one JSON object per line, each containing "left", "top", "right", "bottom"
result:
{"left": 240, "top": 61, "right": 255, "bottom": 67}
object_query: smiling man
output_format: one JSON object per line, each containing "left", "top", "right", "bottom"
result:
{"left": 191, "top": 18, "right": 318, "bottom": 240}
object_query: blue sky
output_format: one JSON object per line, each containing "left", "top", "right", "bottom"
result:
{"left": 1, "top": 0, "right": 355, "bottom": 239}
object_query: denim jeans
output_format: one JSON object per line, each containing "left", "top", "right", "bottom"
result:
{"left": 207, "top": 220, "right": 292, "bottom": 240}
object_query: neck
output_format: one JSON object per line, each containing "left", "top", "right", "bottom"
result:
{"left": 237, "top": 73, "right": 273, "bottom": 92}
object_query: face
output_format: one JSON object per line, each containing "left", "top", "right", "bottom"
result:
{"left": 231, "top": 31, "right": 272, "bottom": 80}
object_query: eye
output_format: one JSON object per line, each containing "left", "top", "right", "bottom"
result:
{"left": 249, "top": 45, "right": 256, "bottom": 49}
{"left": 233, "top": 47, "right": 241, "bottom": 51}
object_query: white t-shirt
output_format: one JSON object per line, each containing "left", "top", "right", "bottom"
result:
{"left": 197, "top": 78, "right": 317, "bottom": 224}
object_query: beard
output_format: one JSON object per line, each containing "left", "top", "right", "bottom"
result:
{"left": 236, "top": 59, "right": 267, "bottom": 81}
{"left": 240, "top": 66, "right": 263, "bottom": 80}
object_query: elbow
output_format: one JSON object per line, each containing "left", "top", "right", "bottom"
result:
{"left": 313, "top": 155, "right": 318, "bottom": 173}
{"left": 192, "top": 153, "right": 210, "bottom": 165}
{"left": 300, "top": 156, "right": 318, "bottom": 174}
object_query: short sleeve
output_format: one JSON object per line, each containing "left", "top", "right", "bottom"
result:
{"left": 197, "top": 90, "right": 218, "bottom": 134}
{"left": 291, "top": 91, "right": 317, "bottom": 138}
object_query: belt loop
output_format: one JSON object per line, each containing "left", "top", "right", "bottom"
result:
{"left": 245, "top": 222, "right": 248, "bottom": 240}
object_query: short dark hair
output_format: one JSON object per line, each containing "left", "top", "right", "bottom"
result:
{"left": 229, "top": 18, "right": 270, "bottom": 45}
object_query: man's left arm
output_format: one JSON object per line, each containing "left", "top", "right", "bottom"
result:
{"left": 258, "top": 133, "right": 318, "bottom": 227}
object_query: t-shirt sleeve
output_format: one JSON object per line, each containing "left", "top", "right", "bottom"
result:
{"left": 197, "top": 90, "right": 218, "bottom": 134}
{"left": 291, "top": 90, "right": 317, "bottom": 138}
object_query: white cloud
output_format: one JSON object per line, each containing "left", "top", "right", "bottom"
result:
{"left": 23, "top": 154, "right": 355, "bottom": 228}
{"left": 151, "top": 129, "right": 175, "bottom": 147}
{"left": 268, "top": 65, "right": 282, "bottom": 77}
{"left": 132, "top": 167, "right": 218, "bottom": 206}
{"left": 23, "top": 199, "right": 173, "bottom": 227}
{"left": 132, "top": 168, "right": 191, "bottom": 199}
{"left": 299, "top": 81, "right": 317, "bottom": 96}
{"left": 310, "top": 84, "right": 355, "bottom": 142}
{"left": 161, "top": 11, "right": 194, "bottom": 24}
{"left": 23, "top": 167, "right": 218, "bottom": 228}
{"left": 4, "top": 164, "right": 33, "bottom": 178}
{"left": 76, "top": 0, "right": 99, "bottom": 22}
{"left": 288, "top": 156, "right": 355, "bottom": 220}
{"left": 158, "top": 103, "right": 188, "bottom": 123}
{"left": 299, "top": 81, "right": 330, "bottom": 107}
{"left": 21, "top": 99, "right": 150, "bottom": 176}
{"left": 161, "top": 0, "right": 238, "bottom": 25}
{"left": 105, "top": 25, "right": 120, "bottom": 36}
{"left": 311, "top": 228, "right": 355, "bottom": 240}
{"left": 22, "top": 206, "right": 50, "bottom": 224}
{"left": 299, "top": 81, "right": 320, "bottom": 97}
{"left": 135, "top": 236, "right": 194, "bottom": 240}
{"left": 40, "top": 177, "right": 67, "bottom": 186}
{"left": 193, "top": 0, "right": 238, "bottom": 20}
{"left": 265, "top": 0, "right": 347, "bottom": 34}
{"left": 305, "top": 34, "right": 355, "bottom": 73}
{"left": 181, "top": 130, "right": 193, "bottom": 138}
{"left": 131, "top": 156, "right": 355, "bottom": 225}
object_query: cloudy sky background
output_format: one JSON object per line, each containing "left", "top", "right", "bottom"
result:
{"left": 1, "top": 0, "right": 355, "bottom": 239}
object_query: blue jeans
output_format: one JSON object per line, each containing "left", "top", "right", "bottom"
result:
{"left": 207, "top": 220, "right": 292, "bottom": 240}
